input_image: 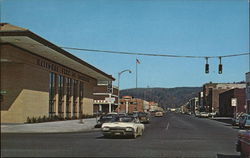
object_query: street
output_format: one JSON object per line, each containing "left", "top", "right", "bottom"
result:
{"left": 1, "top": 113, "right": 240, "bottom": 158}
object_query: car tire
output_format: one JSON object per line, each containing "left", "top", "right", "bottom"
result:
{"left": 133, "top": 129, "right": 138, "bottom": 139}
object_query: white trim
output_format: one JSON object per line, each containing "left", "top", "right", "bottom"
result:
{"left": 93, "top": 93, "right": 118, "bottom": 97}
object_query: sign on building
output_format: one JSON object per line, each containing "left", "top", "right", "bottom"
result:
{"left": 105, "top": 97, "right": 115, "bottom": 103}
{"left": 231, "top": 98, "right": 237, "bottom": 107}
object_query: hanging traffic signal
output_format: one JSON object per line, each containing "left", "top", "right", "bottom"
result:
{"left": 218, "top": 57, "right": 222, "bottom": 74}
{"left": 205, "top": 57, "right": 209, "bottom": 73}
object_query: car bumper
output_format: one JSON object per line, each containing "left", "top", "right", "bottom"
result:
{"left": 102, "top": 130, "right": 134, "bottom": 137}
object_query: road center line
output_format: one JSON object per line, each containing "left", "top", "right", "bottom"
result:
{"left": 166, "top": 122, "right": 170, "bottom": 131}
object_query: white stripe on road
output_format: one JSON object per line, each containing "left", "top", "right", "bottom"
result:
{"left": 166, "top": 122, "right": 170, "bottom": 131}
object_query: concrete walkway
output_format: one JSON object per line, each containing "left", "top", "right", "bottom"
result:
{"left": 1, "top": 118, "right": 99, "bottom": 133}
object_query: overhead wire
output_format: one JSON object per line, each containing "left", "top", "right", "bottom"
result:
{"left": 10, "top": 41, "right": 250, "bottom": 59}
{"left": 61, "top": 46, "right": 250, "bottom": 59}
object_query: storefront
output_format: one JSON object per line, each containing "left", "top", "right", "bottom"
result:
{"left": 0, "top": 23, "right": 114, "bottom": 123}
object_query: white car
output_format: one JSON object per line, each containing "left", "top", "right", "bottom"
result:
{"left": 101, "top": 116, "right": 145, "bottom": 138}
{"left": 200, "top": 112, "right": 209, "bottom": 118}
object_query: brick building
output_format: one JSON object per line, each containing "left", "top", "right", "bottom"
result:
{"left": 93, "top": 82, "right": 118, "bottom": 114}
{"left": 219, "top": 88, "right": 246, "bottom": 117}
{"left": 246, "top": 72, "right": 250, "bottom": 114}
{"left": 203, "top": 83, "right": 246, "bottom": 114}
{"left": 119, "top": 96, "right": 144, "bottom": 113}
{"left": 0, "top": 23, "right": 114, "bottom": 123}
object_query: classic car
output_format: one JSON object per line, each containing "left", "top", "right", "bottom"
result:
{"left": 236, "top": 130, "right": 250, "bottom": 158}
{"left": 95, "top": 113, "right": 119, "bottom": 128}
{"left": 138, "top": 112, "right": 150, "bottom": 123}
{"left": 101, "top": 116, "right": 145, "bottom": 138}
{"left": 241, "top": 114, "right": 250, "bottom": 129}
{"left": 155, "top": 111, "right": 164, "bottom": 117}
{"left": 199, "top": 112, "right": 209, "bottom": 118}
{"left": 239, "top": 113, "right": 248, "bottom": 129}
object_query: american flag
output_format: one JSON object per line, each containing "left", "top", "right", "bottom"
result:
{"left": 136, "top": 59, "right": 140, "bottom": 64}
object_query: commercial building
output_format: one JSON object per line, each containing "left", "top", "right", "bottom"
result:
{"left": 219, "top": 88, "right": 246, "bottom": 117}
{"left": 198, "top": 92, "right": 204, "bottom": 111}
{"left": 0, "top": 23, "right": 115, "bottom": 123}
{"left": 93, "top": 81, "right": 118, "bottom": 114}
{"left": 246, "top": 72, "right": 250, "bottom": 114}
{"left": 202, "top": 83, "right": 246, "bottom": 114}
{"left": 189, "top": 97, "right": 199, "bottom": 114}
{"left": 119, "top": 96, "right": 145, "bottom": 113}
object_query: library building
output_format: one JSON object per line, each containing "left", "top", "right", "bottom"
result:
{"left": 0, "top": 23, "right": 114, "bottom": 123}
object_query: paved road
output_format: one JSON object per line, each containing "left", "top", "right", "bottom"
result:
{"left": 1, "top": 113, "right": 240, "bottom": 157}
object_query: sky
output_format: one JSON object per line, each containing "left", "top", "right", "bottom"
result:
{"left": 1, "top": 0, "right": 249, "bottom": 89}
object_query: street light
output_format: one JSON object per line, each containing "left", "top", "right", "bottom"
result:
{"left": 118, "top": 69, "right": 132, "bottom": 113}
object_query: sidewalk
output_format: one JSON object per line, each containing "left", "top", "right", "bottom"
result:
{"left": 1, "top": 118, "right": 100, "bottom": 133}
{"left": 210, "top": 117, "right": 233, "bottom": 125}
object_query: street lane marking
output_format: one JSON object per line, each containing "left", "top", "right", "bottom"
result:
{"left": 166, "top": 122, "right": 170, "bottom": 131}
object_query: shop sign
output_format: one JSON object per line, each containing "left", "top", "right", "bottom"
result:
{"left": 231, "top": 98, "right": 237, "bottom": 107}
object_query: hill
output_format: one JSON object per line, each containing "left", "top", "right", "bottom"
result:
{"left": 120, "top": 87, "right": 202, "bottom": 108}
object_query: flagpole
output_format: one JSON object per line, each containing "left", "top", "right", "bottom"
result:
{"left": 136, "top": 60, "right": 138, "bottom": 89}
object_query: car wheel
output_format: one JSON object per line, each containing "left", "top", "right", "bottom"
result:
{"left": 140, "top": 129, "right": 143, "bottom": 136}
{"left": 133, "top": 129, "right": 138, "bottom": 139}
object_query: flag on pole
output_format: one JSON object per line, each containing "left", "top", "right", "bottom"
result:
{"left": 136, "top": 59, "right": 140, "bottom": 64}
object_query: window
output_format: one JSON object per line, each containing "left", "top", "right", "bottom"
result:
{"left": 49, "top": 72, "right": 56, "bottom": 116}
{"left": 79, "top": 82, "right": 84, "bottom": 116}
{"left": 58, "top": 75, "right": 64, "bottom": 116}
{"left": 65, "top": 77, "right": 72, "bottom": 118}
{"left": 73, "top": 79, "right": 78, "bottom": 117}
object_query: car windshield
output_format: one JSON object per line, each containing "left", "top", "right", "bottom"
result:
{"left": 100, "top": 115, "right": 116, "bottom": 119}
{"left": 117, "top": 117, "right": 134, "bottom": 122}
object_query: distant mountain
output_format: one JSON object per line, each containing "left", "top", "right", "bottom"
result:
{"left": 120, "top": 87, "right": 202, "bottom": 108}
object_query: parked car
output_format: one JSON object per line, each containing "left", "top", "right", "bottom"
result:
{"left": 155, "top": 111, "right": 164, "bottom": 117}
{"left": 101, "top": 115, "right": 145, "bottom": 138}
{"left": 95, "top": 113, "right": 118, "bottom": 128}
{"left": 195, "top": 112, "right": 201, "bottom": 117}
{"left": 208, "top": 112, "right": 217, "bottom": 117}
{"left": 232, "top": 113, "right": 244, "bottom": 126}
{"left": 240, "top": 114, "right": 250, "bottom": 129}
{"left": 138, "top": 112, "right": 150, "bottom": 124}
{"left": 199, "top": 112, "right": 209, "bottom": 118}
{"left": 236, "top": 130, "right": 250, "bottom": 158}
{"left": 239, "top": 114, "right": 248, "bottom": 129}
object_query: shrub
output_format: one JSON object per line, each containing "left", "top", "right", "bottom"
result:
{"left": 26, "top": 117, "right": 32, "bottom": 123}
{"left": 31, "top": 117, "right": 37, "bottom": 123}
{"left": 42, "top": 115, "right": 47, "bottom": 122}
{"left": 37, "top": 116, "right": 42, "bottom": 123}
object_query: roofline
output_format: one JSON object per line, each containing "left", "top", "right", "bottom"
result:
{"left": 0, "top": 29, "right": 115, "bottom": 81}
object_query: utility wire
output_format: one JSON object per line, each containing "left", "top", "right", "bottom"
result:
{"left": 10, "top": 42, "right": 250, "bottom": 59}
{"left": 61, "top": 46, "right": 250, "bottom": 59}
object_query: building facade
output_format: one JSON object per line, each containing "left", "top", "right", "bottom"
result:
{"left": 203, "top": 83, "right": 246, "bottom": 114}
{"left": 219, "top": 88, "right": 246, "bottom": 117}
{"left": 0, "top": 23, "right": 114, "bottom": 123}
{"left": 246, "top": 72, "right": 250, "bottom": 114}
{"left": 93, "top": 82, "right": 118, "bottom": 114}
{"left": 119, "top": 96, "right": 145, "bottom": 113}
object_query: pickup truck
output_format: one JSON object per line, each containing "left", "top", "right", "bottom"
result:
{"left": 236, "top": 130, "right": 250, "bottom": 158}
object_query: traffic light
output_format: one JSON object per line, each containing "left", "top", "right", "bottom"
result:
{"left": 205, "top": 57, "right": 209, "bottom": 74}
{"left": 218, "top": 57, "right": 222, "bottom": 74}
{"left": 205, "top": 64, "right": 209, "bottom": 73}
{"left": 218, "top": 64, "right": 222, "bottom": 74}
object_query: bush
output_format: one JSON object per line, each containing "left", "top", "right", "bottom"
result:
{"left": 42, "top": 115, "right": 48, "bottom": 122}
{"left": 31, "top": 117, "right": 37, "bottom": 123}
{"left": 37, "top": 116, "right": 42, "bottom": 123}
{"left": 26, "top": 117, "right": 32, "bottom": 123}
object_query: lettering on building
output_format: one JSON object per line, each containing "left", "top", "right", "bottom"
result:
{"left": 37, "top": 59, "right": 90, "bottom": 82}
